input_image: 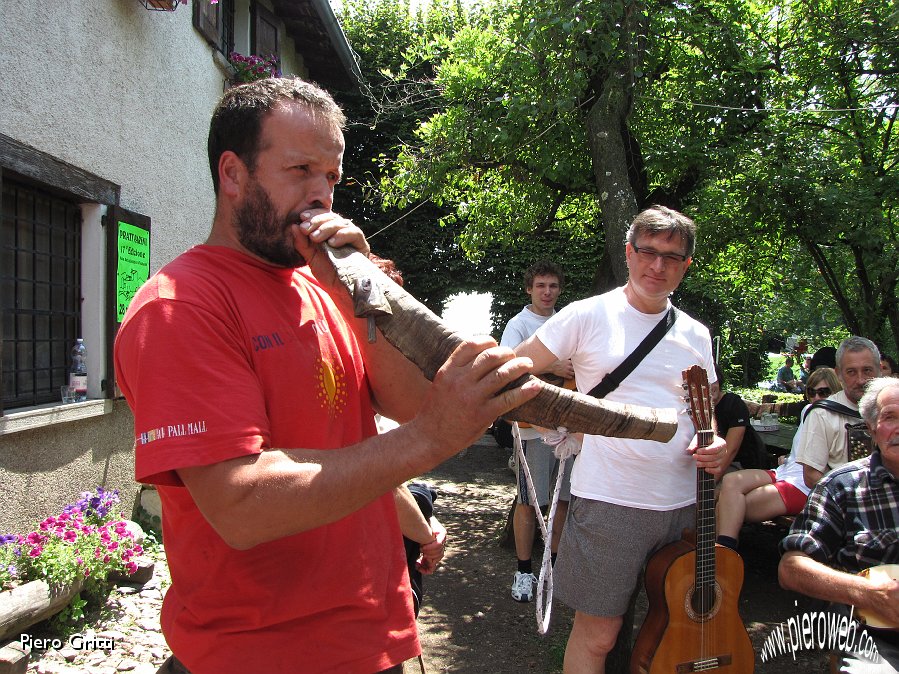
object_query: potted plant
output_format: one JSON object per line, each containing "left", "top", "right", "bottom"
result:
{"left": 227, "top": 51, "right": 282, "bottom": 85}
{"left": 0, "top": 488, "right": 146, "bottom": 640}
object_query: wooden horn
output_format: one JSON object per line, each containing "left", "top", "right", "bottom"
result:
{"left": 323, "top": 244, "right": 678, "bottom": 442}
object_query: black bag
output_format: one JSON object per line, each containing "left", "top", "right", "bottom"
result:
{"left": 492, "top": 419, "right": 514, "bottom": 449}
{"left": 404, "top": 482, "right": 437, "bottom": 617}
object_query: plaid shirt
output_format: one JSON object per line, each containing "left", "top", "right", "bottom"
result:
{"left": 780, "top": 450, "right": 899, "bottom": 573}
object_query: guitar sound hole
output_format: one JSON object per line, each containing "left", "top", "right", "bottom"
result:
{"left": 684, "top": 582, "right": 722, "bottom": 622}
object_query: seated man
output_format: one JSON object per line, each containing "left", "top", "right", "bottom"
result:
{"left": 716, "top": 367, "right": 841, "bottom": 549}
{"left": 776, "top": 356, "right": 802, "bottom": 393}
{"left": 779, "top": 377, "right": 899, "bottom": 672}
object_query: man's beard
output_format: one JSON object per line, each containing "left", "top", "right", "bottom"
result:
{"left": 234, "top": 177, "right": 305, "bottom": 268}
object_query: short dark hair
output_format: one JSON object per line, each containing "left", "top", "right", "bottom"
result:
{"left": 523, "top": 260, "right": 564, "bottom": 291}
{"left": 626, "top": 205, "right": 696, "bottom": 258}
{"left": 207, "top": 77, "right": 346, "bottom": 194}
{"left": 713, "top": 362, "right": 724, "bottom": 387}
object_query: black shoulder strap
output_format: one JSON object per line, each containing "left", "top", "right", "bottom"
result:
{"left": 801, "top": 399, "right": 861, "bottom": 423}
{"left": 587, "top": 307, "right": 678, "bottom": 400}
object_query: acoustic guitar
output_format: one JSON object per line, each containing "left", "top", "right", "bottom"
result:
{"left": 630, "top": 365, "right": 755, "bottom": 673}
{"left": 856, "top": 564, "right": 899, "bottom": 629}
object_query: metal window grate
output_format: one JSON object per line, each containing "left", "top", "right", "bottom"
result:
{"left": 221, "top": 0, "right": 235, "bottom": 56}
{"left": 1, "top": 179, "right": 82, "bottom": 408}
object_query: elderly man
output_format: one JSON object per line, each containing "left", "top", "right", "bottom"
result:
{"left": 516, "top": 205, "right": 728, "bottom": 673}
{"left": 796, "top": 336, "right": 881, "bottom": 489}
{"left": 114, "top": 78, "right": 538, "bottom": 674}
{"left": 779, "top": 376, "right": 899, "bottom": 672}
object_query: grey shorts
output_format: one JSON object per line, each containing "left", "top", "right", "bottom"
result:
{"left": 516, "top": 437, "right": 572, "bottom": 507}
{"left": 554, "top": 496, "right": 694, "bottom": 616}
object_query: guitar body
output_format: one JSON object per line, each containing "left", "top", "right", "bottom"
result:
{"left": 631, "top": 538, "right": 755, "bottom": 673}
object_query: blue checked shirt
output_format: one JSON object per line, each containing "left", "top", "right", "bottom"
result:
{"left": 780, "top": 450, "right": 899, "bottom": 572}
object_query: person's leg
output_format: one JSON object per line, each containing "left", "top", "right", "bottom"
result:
{"left": 513, "top": 502, "right": 537, "bottom": 562}
{"left": 551, "top": 500, "right": 569, "bottom": 554}
{"left": 741, "top": 483, "right": 789, "bottom": 524}
{"left": 563, "top": 612, "right": 623, "bottom": 674}
{"left": 550, "top": 454, "right": 573, "bottom": 556}
{"left": 716, "top": 469, "right": 775, "bottom": 540}
{"left": 155, "top": 656, "right": 191, "bottom": 674}
{"left": 512, "top": 438, "right": 552, "bottom": 600}
{"left": 554, "top": 499, "right": 694, "bottom": 673}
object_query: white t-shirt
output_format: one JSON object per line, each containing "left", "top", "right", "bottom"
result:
{"left": 772, "top": 421, "right": 812, "bottom": 495}
{"left": 501, "top": 305, "right": 554, "bottom": 441}
{"left": 535, "top": 286, "right": 715, "bottom": 510}
{"left": 795, "top": 390, "right": 857, "bottom": 473}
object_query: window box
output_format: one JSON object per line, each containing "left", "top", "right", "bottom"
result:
{"left": 138, "top": 0, "right": 180, "bottom": 10}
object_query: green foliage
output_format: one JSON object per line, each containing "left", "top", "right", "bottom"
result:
{"left": 337, "top": 0, "right": 899, "bottom": 360}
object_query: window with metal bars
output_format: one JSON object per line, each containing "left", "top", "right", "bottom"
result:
{"left": 193, "top": 0, "right": 235, "bottom": 57}
{"left": 0, "top": 179, "right": 82, "bottom": 409}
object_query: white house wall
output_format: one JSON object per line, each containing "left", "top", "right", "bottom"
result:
{"left": 2, "top": 0, "right": 224, "bottom": 268}
{"left": 0, "top": 0, "right": 325, "bottom": 532}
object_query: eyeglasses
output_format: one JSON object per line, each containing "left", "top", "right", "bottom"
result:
{"left": 631, "top": 243, "right": 689, "bottom": 264}
{"left": 806, "top": 386, "right": 831, "bottom": 398}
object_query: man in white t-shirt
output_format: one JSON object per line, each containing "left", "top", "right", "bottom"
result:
{"left": 500, "top": 261, "right": 574, "bottom": 602}
{"left": 515, "top": 206, "right": 729, "bottom": 672}
{"left": 796, "top": 335, "right": 880, "bottom": 488}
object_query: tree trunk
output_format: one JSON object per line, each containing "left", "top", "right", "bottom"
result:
{"left": 582, "top": 5, "right": 649, "bottom": 670}
{"left": 0, "top": 580, "right": 82, "bottom": 642}
{"left": 586, "top": 85, "right": 637, "bottom": 291}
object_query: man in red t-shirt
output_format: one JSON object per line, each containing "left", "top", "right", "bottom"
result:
{"left": 114, "top": 78, "right": 538, "bottom": 674}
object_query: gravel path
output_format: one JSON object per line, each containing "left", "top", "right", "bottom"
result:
{"left": 22, "top": 553, "right": 172, "bottom": 674}
{"left": 19, "top": 433, "right": 831, "bottom": 673}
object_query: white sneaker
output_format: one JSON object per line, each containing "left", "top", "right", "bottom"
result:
{"left": 511, "top": 571, "right": 536, "bottom": 602}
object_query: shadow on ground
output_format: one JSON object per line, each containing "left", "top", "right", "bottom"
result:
{"left": 414, "top": 437, "right": 829, "bottom": 673}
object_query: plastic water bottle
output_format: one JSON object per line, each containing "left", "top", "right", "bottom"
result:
{"left": 69, "top": 338, "right": 87, "bottom": 402}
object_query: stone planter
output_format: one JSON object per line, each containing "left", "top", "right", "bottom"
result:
{"left": 0, "top": 579, "right": 83, "bottom": 642}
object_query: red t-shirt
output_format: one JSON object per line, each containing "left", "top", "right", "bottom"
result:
{"left": 114, "top": 245, "right": 419, "bottom": 673}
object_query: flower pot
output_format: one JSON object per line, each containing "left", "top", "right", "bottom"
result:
{"left": 0, "top": 579, "right": 83, "bottom": 642}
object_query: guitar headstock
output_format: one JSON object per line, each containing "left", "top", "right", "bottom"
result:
{"left": 682, "top": 365, "right": 714, "bottom": 438}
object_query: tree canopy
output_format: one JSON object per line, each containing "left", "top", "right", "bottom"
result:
{"left": 336, "top": 0, "right": 899, "bottom": 383}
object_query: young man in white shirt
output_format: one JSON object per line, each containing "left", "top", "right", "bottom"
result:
{"left": 501, "top": 261, "right": 574, "bottom": 602}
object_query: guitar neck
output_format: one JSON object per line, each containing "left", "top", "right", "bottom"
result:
{"left": 695, "top": 429, "right": 717, "bottom": 591}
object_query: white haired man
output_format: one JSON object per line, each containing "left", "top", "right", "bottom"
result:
{"left": 780, "top": 376, "right": 899, "bottom": 671}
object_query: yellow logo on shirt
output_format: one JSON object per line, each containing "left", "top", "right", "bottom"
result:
{"left": 316, "top": 359, "right": 347, "bottom": 415}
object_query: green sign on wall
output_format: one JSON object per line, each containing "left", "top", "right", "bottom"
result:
{"left": 116, "top": 221, "right": 150, "bottom": 321}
